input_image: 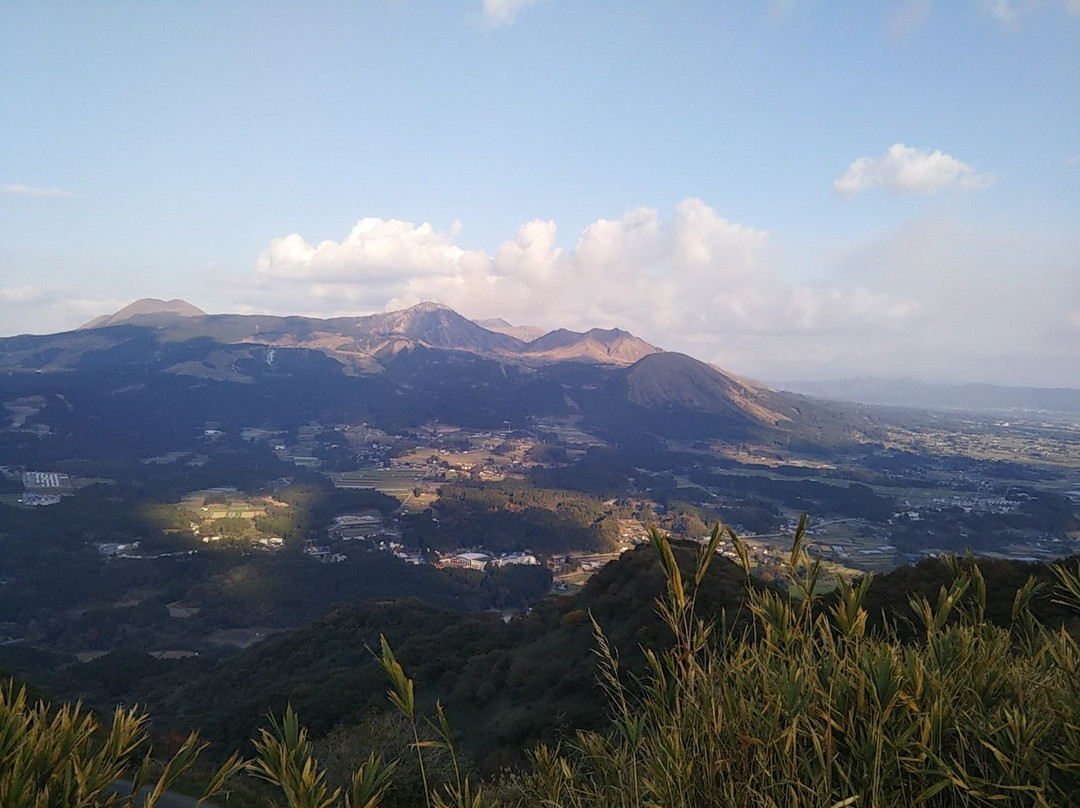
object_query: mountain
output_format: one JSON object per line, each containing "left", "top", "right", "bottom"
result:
{"left": 560, "top": 351, "right": 857, "bottom": 443}
{"left": 317, "top": 302, "right": 524, "bottom": 360}
{"left": 144, "top": 546, "right": 1075, "bottom": 771}
{"left": 67, "top": 301, "right": 659, "bottom": 370}
{"left": 622, "top": 352, "right": 788, "bottom": 424}
{"left": 79, "top": 298, "right": 206, "bottom": 329}
{"left": 780, "top": 377, "right": 1080, "bottom": 417}
{"left": 523, "top": 327, "right": 658, "bottom": 365}
{"left": 0, "top": 299, "right": 866, "bottom": 446}
{"left": 473, "top": 317, "right": 547, "bottom": 343}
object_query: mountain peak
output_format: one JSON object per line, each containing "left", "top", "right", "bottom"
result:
{"left": 403, "top": 301, "right": 453, "bottom": 315}
{"left": 474, "top": 317, "right": 548, "bottom": 343}
{"left": 80, "top": 298, "right": 206, "bottom": 329}
{"left": 474, "top": 317, "right": 513, "bottom": 329}
{"left": 624, "top": 352, "right": 788, "bottom": 424}
{"left": 353, "top": 302, "right": 523, "bottom": 354}
{"left": 523, "top": 327, "right": 659, "bottom": 365}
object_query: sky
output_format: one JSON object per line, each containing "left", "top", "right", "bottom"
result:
{"left": 1, "top": 0, "right": 1078, "bottom": 388}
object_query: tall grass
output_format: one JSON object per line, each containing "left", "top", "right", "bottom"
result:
{"left": 0, "top": 679, "right": 242, "bottom": 808}
{"left": 3, "top": 518, "right": 1079, "bottom": 806}
{"left": 515, "top": 518, "right": 1080, "bottom": 807}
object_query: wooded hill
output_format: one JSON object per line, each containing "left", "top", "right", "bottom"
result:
{"left": 6, "top": 533, "right": 1080, "bottom": 807}
{"left": 0, "top": 300, "right": 877, "bottom": 448}
{"left": 127, "top": 540, "right": 1080, "bottom": 775}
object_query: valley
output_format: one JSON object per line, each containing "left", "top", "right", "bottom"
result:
{"left": 0, "top": 300, "right": 1077, "bottom": 780}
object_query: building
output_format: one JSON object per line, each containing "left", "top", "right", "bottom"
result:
{"left": 445, "top": 552, "right": 491, "bottom": 571}
{"left": 490, "top": 552, "right": 540, "bottom": 567}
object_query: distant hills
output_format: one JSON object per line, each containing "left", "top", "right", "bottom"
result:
{"left": 623, "top": 352, "right": 789, "bottom": 425}
{"left": 68, "top": 298, "right": 660, "bottom": 370}
{"left": 524, "top": 327, "right": 657, "bottom": 365}
{"left": 79, "top": 298, "right": 206, "bottom": 329}
{"left": 60, "top": 300, "right": 1078, "bottom": 422}
{"left": 782, "top": 377, "right": 1080, "bottom": 417}
{"left": 472, "top": 317, "right": 547, "bottom": 343}
{"left": 0, "top": 299, "right": 859, "bottom": 443}
{"left": 148, "top": 538, "right": 1080, "bottom": 768}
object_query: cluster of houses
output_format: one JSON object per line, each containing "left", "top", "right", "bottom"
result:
{"left": 20, "top": 492, "right": 62, "bottom": 506}
{"left": 22, "top": 470, "right": 68, "bottom": 488}
{"left": 300, "top": 511, "right": 389, "bottom": 564}
{"left": 438, "top": 551, "right": 540, "bottom": 571}
{"left": 324, "top": 512, "right": 544, "bottom": 571}
{"left": 303, "top": 544, "right": 348, "bottom": 563}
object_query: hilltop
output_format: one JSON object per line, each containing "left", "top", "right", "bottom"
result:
{"left": 79, "top": 298, "right": 206, "bottom": 329}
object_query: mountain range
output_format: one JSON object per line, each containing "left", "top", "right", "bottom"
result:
{"left": 71, "top": 298, "right": 660, "bottom": 370}
{"left": 781, "top": 377, "right": 1080, "bottom": 418}
{"left": 1, "top": 298, "right": 851, "bottom": 445}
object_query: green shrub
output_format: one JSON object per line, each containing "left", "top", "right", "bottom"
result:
{"left": 4, "top": 518, "right": 1080, "bottom": 807}
{"left": 0, "top": 680, "right": 241, "bottom": 807}
{"left": 513, "top": 519, "right": 1080, "bottom": 807}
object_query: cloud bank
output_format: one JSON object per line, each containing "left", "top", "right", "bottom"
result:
{"left": 248, "top": 200, "right": 947, "bottom": 376}
{"left": 244, "top": 199, "right": 1078, "bottom": 386}
{"left": 833, "top": 144, "right": 995, "bottom": 198}
{"left": 252, "top": 200, "right": 921, "bottom": 337}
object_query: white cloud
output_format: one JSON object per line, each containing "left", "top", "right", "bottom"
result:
{"left": 0, "top": 286, "right": 51, "bottom": 305}
{"left": 5, "top": 200, "right": 1074, "bottom": 386}
{"left": 255, "top": 218, "right": 470, "bottom": 282}
{"left": 766, "top": 0, "right": 809, "bottom": 20}
{"left": 247, "top": 200, "right": 925, "bottom": 374}
{"left": 2, "top": 184, "right": 75, "bottom": 198}
{"left": 241, "top": 200, "right": 1080, "bottom": 386}
{"left": 784, "top": 287, "right": 922, "bottom": 332}
{"left": 481, "top": 0, "right": 540, "bottom": 27}
{"left": 833, "top": 143, "right": 995, "bottom": 198}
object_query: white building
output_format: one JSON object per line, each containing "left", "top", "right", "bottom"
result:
{"left": 449, "top": 552, "right": 491, "bottom": 571}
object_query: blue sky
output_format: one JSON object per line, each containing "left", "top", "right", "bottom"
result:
{"left": 2, "top": 0, "right": 1078, "bottom": 386}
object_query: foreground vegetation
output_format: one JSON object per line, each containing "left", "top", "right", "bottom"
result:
{"left": 4, "top": 519, "right": 1080, "bottom": 806}
{"left": 513, "top": 520, "right": 1080, "bottom": 806}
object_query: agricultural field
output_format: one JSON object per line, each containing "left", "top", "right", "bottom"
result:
{"left": 145, "top": 489, "right": 294, "bottom": 548}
